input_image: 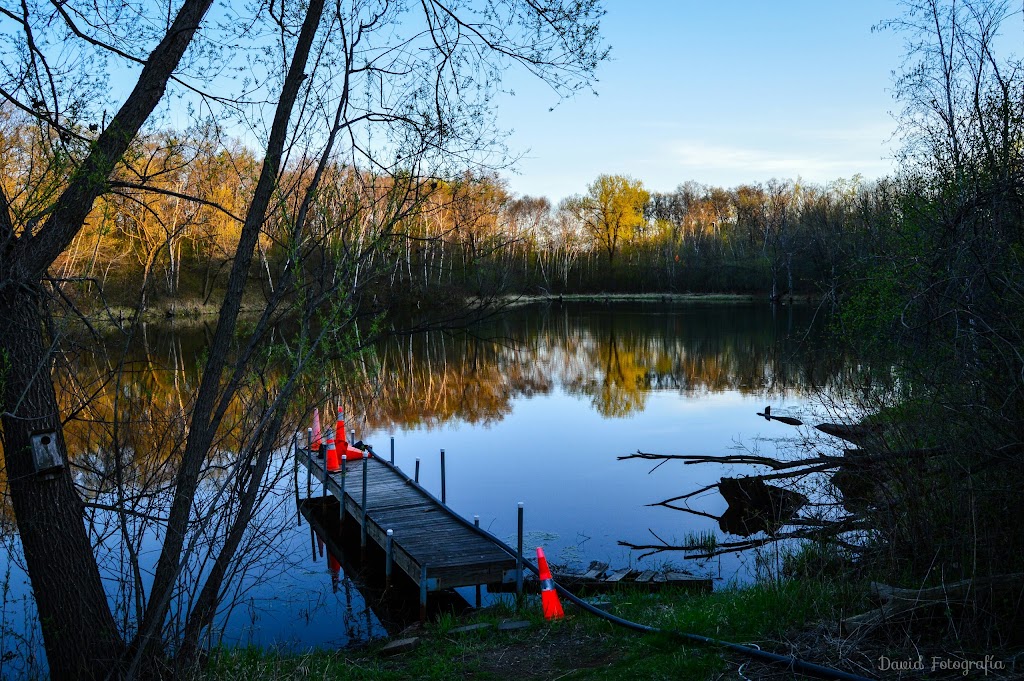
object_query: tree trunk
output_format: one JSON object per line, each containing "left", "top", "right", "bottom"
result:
{"left": 138, "top": 0, "right": 327, "bottom": 653}
{"left": 786, "top": 251, "right": 793, "bottom": 296}
{"left": 0, "top": 0, "right": 219, "bottom": 670}
{"left": 0, "top": 289, "right": 125, "bottom": 679}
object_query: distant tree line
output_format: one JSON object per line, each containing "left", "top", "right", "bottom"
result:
{"left": 0, "top": 103, "right": 907, "bottom": 313}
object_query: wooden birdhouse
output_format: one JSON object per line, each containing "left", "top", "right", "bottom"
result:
{"left": 29, "top": 431, "right": 64, "bottom": 476}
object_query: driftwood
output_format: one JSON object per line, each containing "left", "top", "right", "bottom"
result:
{"left": 842, "top": 573, "right": 1024, "bottom": 636}
{"left": 755, "top": 405, "right": 804, "bottom": 426}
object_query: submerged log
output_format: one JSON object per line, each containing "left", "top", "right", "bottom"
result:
{"left": 717, "top": 477, "right": 809, "bottom": 537}
{"left": 830, "top": 451, "right": 882, "bottom": 513}
{"left": 755, "top": 405, "right": 804, "bottom": 426}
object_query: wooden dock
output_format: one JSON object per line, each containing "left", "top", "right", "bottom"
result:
{"left": 296, "top": 444, "right": 518, "bottom": 615}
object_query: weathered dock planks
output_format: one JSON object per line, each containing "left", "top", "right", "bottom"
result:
{"left": 487, "top": 560, "right": 713, "bottom": 595}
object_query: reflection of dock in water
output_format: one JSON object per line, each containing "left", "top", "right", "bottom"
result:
{"left": 295, "top": 445, "right": 518, "bottom": 619}
{"left": 297, "top": 497, "right": 471, "bottom": 630}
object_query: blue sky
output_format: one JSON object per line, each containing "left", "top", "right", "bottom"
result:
{"left": 493, "top": 1, "right": 908, "bottom": 202}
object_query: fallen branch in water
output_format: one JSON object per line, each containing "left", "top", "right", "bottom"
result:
{"left": 619, "top": 445, "right": 951, "bottom": 561}
{"left": 620, "top": 517, "right": 867, "bottom": 560}
{"left": 619, "top": 450, "right": 844, "bottom": 470}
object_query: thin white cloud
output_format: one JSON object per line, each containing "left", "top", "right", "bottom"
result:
{"left": 668, "top": 138, "right": 895, "bottom": 182}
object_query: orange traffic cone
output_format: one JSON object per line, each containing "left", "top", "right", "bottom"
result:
{"left": 312, "top": 408, "right": 322, "bottom": 449}
{"left": 336, "top": 407, "right": 346, "bottom": 447}
{"left": 326, "top": 439, "right": 340, "bottom": 472}
{"left": 328, "top": 552, "right": 341, "bottom": 592}
{"left": 536, "top": 547, "right": 564, "bottom": 620}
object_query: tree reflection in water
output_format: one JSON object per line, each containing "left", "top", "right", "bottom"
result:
{"left": 0, "top": 301, "right": 858, "bottom": 665}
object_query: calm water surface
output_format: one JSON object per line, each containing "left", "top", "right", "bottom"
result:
{"left": 1, "top": 301, "right": 852, "bottom": 669}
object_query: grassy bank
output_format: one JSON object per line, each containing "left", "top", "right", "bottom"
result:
{"left": 199, "top": 578, "right": 867, "bottom": 680}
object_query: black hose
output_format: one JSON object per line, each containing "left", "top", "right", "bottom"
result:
{"left": 366, "top": 447, "right": 875, "bottom": 681}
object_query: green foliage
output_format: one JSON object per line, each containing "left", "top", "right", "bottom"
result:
{"left": 572, "top": 174, "right": 651, "bottom": 269}
{"left": 199, "top": 578, "right": 861, "bottom": 681}
{"left": 836, "top": 261, "right": 902, "bottom": 351}
{"left": 825, "top": 5, "right": 1024, "bottom": 649}
{"left": 680, "top": 530, "right": 718, "bottom": 556}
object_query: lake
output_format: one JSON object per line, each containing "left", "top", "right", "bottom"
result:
{"left": 0, "top": 300, "right": 853, "bottom": 672}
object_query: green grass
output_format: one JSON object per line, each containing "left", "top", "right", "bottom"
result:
{"left": 575, "top": 579, "right": 860, "bottom": 680}
{"left": 198, "top": 577, "right": 863, "bottom": 680}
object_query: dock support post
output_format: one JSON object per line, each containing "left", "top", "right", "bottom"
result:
{"left": 361, "top": 453, "right": 368, "bottom": 555}
{"left": 419, "top": 565, "right": 428, "bottom": 622}
{"left": 339, "top": 455, "right": 347, "bottom": 524}
{"left": 474, "top": 515, "right": 482, "bottom": 608}
{"left": 390, "top": 436, "right": 395, "bottom": 464}
{"left": 293, "top": 433, "right": 301, "bottom": 526}
{"left": 385, "top": 529, "right": 394, "bottom": 586}
{"left": 306, "top": 428, "right": 313, "bottom": 497}
{"left": 440, "top": 449, "right": 446, "bottom": 504}
{"left": 415, "top": 458, "right": 420, "bottom": 484}
{"left": 350, "top": 428, "right": 355, "bottom": 446}
{"left": 516, "top": 501, "right": 524, "bottom": 600}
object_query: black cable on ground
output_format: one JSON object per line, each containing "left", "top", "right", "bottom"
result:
{"left": 367, "top": 448, "right": 875, "bottom": 681}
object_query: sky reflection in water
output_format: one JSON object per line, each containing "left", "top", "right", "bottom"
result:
{"left": 1, "top": 302, "right": 849, "bottom": 664}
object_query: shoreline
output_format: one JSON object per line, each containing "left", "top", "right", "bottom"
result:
{"left": 79, "top": 292, "right": 823, "bottom": 327}
{"left": 482, "top": 291, "right": 821, "bottom": 307}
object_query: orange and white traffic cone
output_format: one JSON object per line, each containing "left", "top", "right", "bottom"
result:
{"left": 328, "top": 552, "right": 341, "bottom": 592}
{"left": 336, "top": 407, "right": 346, "bottom": 447}
{"left": 326, "top": 439, "right": 340, "bottom": 472}
{"left": 536, "top": 546, "right": 564, "bottom": 620}
{"left": 336, "top": 407, "right": 366, "bottom": 460}
{"left": 312, "top": 408, "right": 323, "bottom": 450}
